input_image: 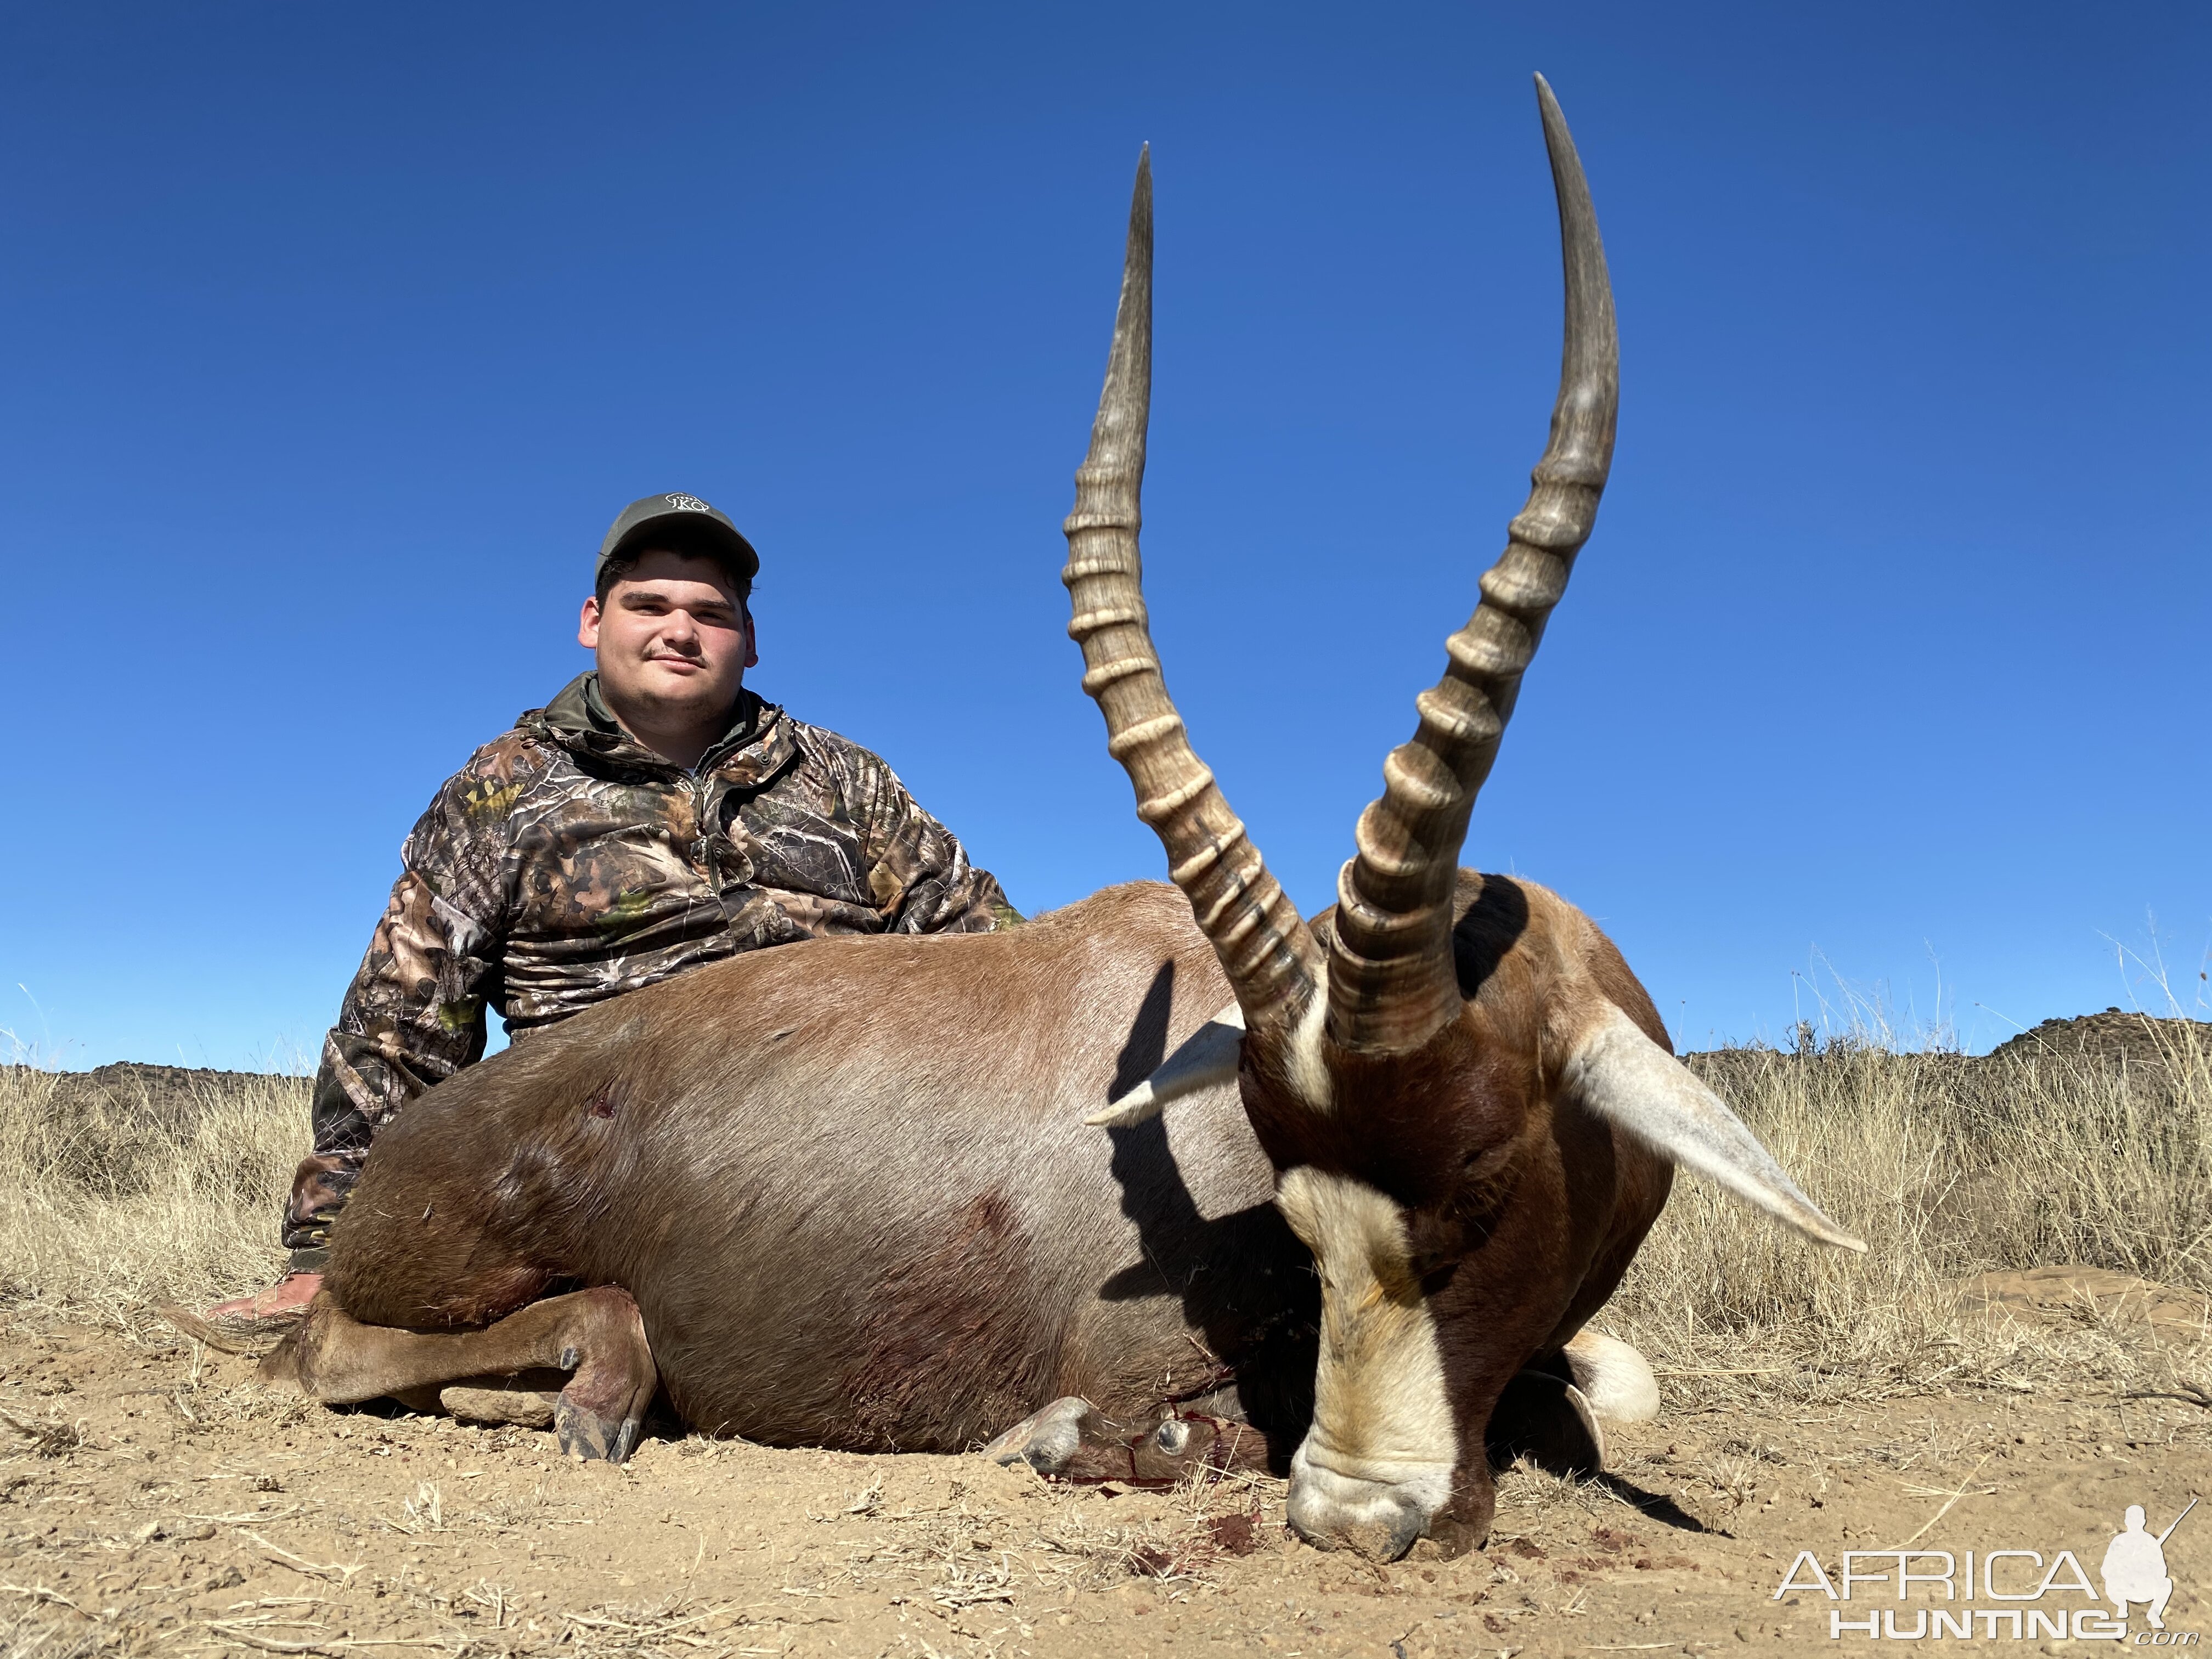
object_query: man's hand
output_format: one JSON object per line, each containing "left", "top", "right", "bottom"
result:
{"left": 203, "top": 1271, "right": 322, "bottom": 1331}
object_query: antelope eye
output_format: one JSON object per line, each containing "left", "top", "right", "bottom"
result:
{"left": 1403, "top": 1241, "right": 1462, "bottom": 1293}
{"left": 1462, "top": 1140, "right": 1516, "bottom": 1181}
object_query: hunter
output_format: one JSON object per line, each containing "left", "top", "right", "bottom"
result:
{"left": 206, "top": 493, "right": 1018, "bottom": 1335}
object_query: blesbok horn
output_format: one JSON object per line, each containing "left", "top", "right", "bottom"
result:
{"left": 1063, "top": 148, "right": 1328, "bottom": 1042}
{"left": 1328, "top": 74, "right": 1619, "bottom": 1056}
{"left": 1565, "top": 1004, "right": 1868, "bottom": 1252}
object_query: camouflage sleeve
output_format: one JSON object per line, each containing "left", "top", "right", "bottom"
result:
{"left": 283, "top": 760, "right": 514, "bottom": 1257}
{"left": 851, "top": 752, "right": 1022, "bottom": 935}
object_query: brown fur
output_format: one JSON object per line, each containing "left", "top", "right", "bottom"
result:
{"left": 843, "top": 1189, "right": 1048, "bottom": 1449}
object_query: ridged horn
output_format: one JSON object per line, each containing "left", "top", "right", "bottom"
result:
{"left": 1063, "top": 148, "right": 1325, "bottom": 1034}
{"left": 1327, "top": 74, "right": 1620, "bottom": 1054}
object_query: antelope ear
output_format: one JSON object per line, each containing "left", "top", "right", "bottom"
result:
{"left": 1085, "top": 1003, "right": 1245, "bottom": 1128}
{"left": 1564, "top": 1003, "right": 1866, "bottom": 1252}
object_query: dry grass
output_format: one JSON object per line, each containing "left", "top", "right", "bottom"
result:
{"left": 0, "top": 1062, "right": 302, "bottom": 1320}
{"left": 3, "top": 1020, "right": 2210, "bottom": 1404}
{"left": 1610, "top": 1015, "right": 2212, "bottom": 1406}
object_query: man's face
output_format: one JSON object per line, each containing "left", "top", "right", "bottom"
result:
{"left": 578, "top": 549, "right": 757, "bottom": 731}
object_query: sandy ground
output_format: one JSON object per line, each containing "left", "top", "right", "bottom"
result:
{"left": 4, "top": 1301, "right": 2210, "bottom": 1658}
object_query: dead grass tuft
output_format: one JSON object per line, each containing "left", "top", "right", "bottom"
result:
{"left": 1, "top": 1595, "right": 125, "bottom": 1659}
{"left": 0, "top": 1060, "right": 302, "bottom": 1319}
{"left": 0, "top": 1403, "right": 86, "bottom": 1458}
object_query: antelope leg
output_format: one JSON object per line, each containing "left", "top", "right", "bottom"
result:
{"left": 1557, "top": 1329, "right": 1661, "bottom": 1422}
{"left": 261, "top": 1285, "right": 657, "bottom": 1464}
{"left": 981, "top": 1396, "right": 1272, "bottom": 1485}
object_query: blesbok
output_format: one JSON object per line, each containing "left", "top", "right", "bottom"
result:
{"left": 264, "top": 76, "right": 1861, "bottom": 1561}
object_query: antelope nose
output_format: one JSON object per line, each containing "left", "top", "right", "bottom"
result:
{"left": 1285, "top": 1463, "right": 1431, "bottom": 1562}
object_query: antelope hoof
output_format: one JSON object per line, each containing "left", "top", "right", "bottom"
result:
{"left": 981, "top": 1396, "right": 1098, "bottom": 1476}
{"left": 984, "top": 1397, "right": 1271, "bottom": 1486}
{"left": 1487, "top": 1369, "right": 1605, "bottom": 1478}
{"left": 548, "top": 1284, "right": 657, "bottom": 1463}
{"left": 555, "top": 1391, "right": 642, "bottom": 1463}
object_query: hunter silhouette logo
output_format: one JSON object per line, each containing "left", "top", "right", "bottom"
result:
{"left": 664, "top": 494, "right": 712, "bottom": 513}
{"left": 1774, "top": 1494, "right": 2201, "bottom": 1641}
{"left": 2104, "top": 1500, "right": 2194, "bottom": 1632}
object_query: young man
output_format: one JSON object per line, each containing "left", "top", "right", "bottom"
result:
{"left": 207, "top": 493, "right": 1017, "bottom": 1333}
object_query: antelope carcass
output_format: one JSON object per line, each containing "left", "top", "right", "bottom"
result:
{"left": 265, "top": 77, "right": 1861, "bottom": 1560}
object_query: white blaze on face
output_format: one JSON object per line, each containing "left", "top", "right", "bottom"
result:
{"left": 1274, "top": 1167, "right": 1457, "bottom": 1541}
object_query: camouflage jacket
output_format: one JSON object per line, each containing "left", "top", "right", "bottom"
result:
{"left": 286, "top": 674, "right": 1017, "bottom": 1255}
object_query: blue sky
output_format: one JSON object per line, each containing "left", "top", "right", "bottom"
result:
{"left": 2, "top": 3, "right": 2205, "bottom": 1070}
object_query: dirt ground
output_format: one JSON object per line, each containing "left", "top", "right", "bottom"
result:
{"left": 5, "top": 1279, "right": 2210, "bottom": 1658}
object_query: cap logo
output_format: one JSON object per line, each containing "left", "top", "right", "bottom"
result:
{"left": 664, "top": 494, "right": 712, "bottom": 514}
